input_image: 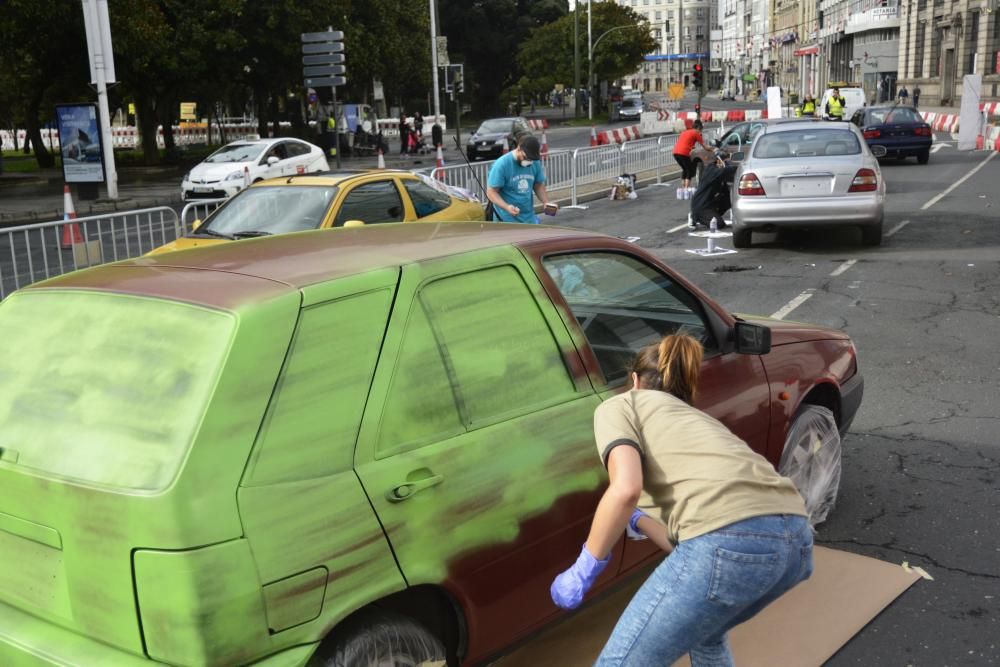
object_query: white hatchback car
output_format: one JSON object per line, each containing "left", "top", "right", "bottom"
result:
{"left": 181, "top": 138, "right": 329, "bottom": 200}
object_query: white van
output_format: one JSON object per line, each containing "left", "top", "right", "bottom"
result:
{"left": 819, "top": 88, "right": 866, "bottom": 120}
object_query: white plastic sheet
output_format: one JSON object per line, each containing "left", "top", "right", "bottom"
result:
{"left": 779, "top": 405, "right": 841, "bottom": 525}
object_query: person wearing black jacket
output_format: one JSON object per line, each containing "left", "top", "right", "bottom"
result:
{"left": 688, "top": 151, "right": 737, "bottom": 229}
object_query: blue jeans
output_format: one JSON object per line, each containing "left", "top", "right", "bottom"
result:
{"left": 595, "top": 514, "right": 813, "bottom": 667}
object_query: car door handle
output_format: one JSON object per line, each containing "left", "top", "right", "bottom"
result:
{"left": 386, "top": 472, "right": 444, "bottom": 503}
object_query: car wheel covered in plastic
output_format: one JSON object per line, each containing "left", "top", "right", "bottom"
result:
{"left": 312, "top": 610, "right": 447, "bottom": 667}
{"left": 779, "top": 405, "right": 842, "bottom": 525}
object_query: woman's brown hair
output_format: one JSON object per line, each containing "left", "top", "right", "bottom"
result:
{"left": 628, "top": 334, "right": 704, "bottom": 405}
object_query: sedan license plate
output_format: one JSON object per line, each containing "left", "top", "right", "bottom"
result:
{"left": 193, "top": 186, "right": 213, "bottom": 193}
{"left": 478, "top": 144, "right": 493, "bottom": 151}
{"left": 779, "top": 177, "right": 831, "bottom": 197}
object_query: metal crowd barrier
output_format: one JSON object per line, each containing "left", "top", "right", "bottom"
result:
{"left": 0, "top": 207, "right": 180, "bottom": 300}
{"left": 2, "top": 134, "right": 688, "bottom": 299}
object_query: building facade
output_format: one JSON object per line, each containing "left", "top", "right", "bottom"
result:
{"left": 897, "top": 0, "right": 1000, "bottom": 106}
{"left": 616, "top": 0, "right": 716, "bottom": 92}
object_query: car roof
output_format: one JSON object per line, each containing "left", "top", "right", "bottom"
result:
{"left": 251, "top": 169, "right": 416, "bottom": 188}
{"left": 227, "top": 137, "right": 305, "bottom": 147}
{"left": 26, "top": 224, "right": 605, "bottom": 310}
{"left": 761, "top": 120, "right": 856, "bottom": 134}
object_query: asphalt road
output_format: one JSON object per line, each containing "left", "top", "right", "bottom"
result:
{"left": 544, "top": 146, "right": 1000, "bottom": 666}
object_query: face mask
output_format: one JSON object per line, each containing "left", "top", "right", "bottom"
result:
{"left": 520, "top": 160, "right": 533, "bottom": 167}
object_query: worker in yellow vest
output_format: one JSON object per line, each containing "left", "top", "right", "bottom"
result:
{"left": 801, "top": 95, "right": 816, "bottom": 117}
{"left": 825, "top": 88, "right": 846, "bottom": 120}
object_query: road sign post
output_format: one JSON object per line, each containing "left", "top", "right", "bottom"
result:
{"left": 302, "top": 29, "right": 345, "bottom": 168}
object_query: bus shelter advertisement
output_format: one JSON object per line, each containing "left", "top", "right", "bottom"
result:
{"left": 56, "top": 104, "right": 105, "bottom": 183}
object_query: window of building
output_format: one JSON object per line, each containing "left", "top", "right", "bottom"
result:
{"left": 993, "top": 12, "right": 1000, "bottom": 74}
{"left": 967, "top": 11, "right": 980, "bottom": 75}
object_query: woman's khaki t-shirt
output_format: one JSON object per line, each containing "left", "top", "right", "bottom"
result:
{"left": 594, "top": 389, "right": 807, "bottom": 545}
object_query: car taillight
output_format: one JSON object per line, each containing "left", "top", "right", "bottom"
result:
{"left": 738, "top": 173, "right": 766, "bottom": 196}
{"left": 863, "top": 129, "right": 881, "bottom": 139}
{"left": 848, "top": 168, "right": 878, "bottom": 192}
{"left": 914, "top": 126, "right": 932, "bottom": 136}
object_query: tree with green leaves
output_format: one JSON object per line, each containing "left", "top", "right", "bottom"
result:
{"left": 517, "top": 2, "right": 654, "bottom": 111}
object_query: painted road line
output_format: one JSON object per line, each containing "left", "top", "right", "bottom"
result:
{"left": 667, "top": 222, "right": 690, "bottom": 233}
{"left": 829, "top": 259, "right": 857, "bottom": 277}
{"left": 886, "top": 219, "right": 910, "bottom": 237}
{"left": 770, "top": 289, "right": 815, "bottom": 320}
{"left": 931, "top": 144, "right": 949, "bottom": 153}
{"left": 921, "top": 151, "right": 998, "bottom": 210}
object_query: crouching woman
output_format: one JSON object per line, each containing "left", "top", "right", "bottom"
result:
{"left": 551, "top": 334, "right": 813, "bottom": 667}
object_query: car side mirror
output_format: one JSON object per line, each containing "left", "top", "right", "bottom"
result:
{"left": 267, "top": 156, "right": 280, "bottom": 165}
{"left": 343, "top": 219, "right": 366, "bottom": 228}
{"left": 735, "top": 321, "right": 771, "bottom": 355}
{"left": 870, "top": 145, "right": 888, "bottom": 158}
{"left": 191, "top": 218, "right": 203, "bottom": 232}
{"left": 731, "top": 151, "right": 745, "bottom": 162}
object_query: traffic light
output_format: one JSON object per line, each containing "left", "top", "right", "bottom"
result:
{"left": 692, "top": 63, "right": 704, "bottom": 91}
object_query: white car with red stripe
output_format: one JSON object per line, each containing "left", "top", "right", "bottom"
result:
{"left": 730, "top": 121, "right": 887, "bottom": 248}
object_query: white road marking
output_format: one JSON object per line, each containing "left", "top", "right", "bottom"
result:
{"left": 921, "top": 151, "right": 998, "bottom": 210}
{"left": 931, "top": 143, "right": 949, "bottom": 153}
{"left": 886, "top": 219, "right": 910, "bottom": 237}
{"left": 667, "top": 222, "right": 690, "bottom": 233}
{"left": 829, "top": 259, "right": 857, "bottom": 277}
{"left": 770, "top": 289, "right": 815, "bottom": 320}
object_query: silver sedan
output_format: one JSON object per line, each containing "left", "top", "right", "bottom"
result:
{"left": 730, "top": 121, "right": 887, "bottom": 248}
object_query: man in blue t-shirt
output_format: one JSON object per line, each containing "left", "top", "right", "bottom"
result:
{"left": 486, "top": 135, "right": 555, "bottom": 223}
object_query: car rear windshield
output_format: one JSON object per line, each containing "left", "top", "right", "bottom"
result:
{"left": 753, "top": 129, "right": 861, "bottom": 158}
{"left": 204, "top": 143, "right": 266, "bottom": 163}
{"left": 869, "top": 107, "right": 923, "bottom": 125}
{"left": 203, "top": 185, "right": 338, "bottom": 237}
{"left": 0, "top": 291, "right": 235, "bottom": 491}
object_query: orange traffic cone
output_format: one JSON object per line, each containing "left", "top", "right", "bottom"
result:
{"left": 590, "top": 126, "right": 598, "bottom": 147}
{"left": 435, "top": 145, "right": 445, "bottom": 180}
{"left": 540, "top": 131, "right": 549, "bottom": 158}
{"left": 60, "top": 185, "right": 83, "bottom": 249}
{"left": 377, "top": 147, "right": 386, "bottom": 169}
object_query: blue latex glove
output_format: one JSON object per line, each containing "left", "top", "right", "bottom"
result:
{"left": 625, "top": 508, "right": 648, "bottom": 541}
{"left": 550, "top": 544, "right": 611, "bottom": 610}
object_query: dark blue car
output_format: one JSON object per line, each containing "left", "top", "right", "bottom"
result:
{"left": 850, "top": 105, "right": 933, "bottom": 164}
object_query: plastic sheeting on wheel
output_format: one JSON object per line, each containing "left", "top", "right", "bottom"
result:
{"left": 779, "top": 405, "right": 842, "bottom": 525}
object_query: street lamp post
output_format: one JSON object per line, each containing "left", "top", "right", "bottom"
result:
{"left": 587, "top": 0, "right": 593, "bottom": 120}
{"left": 429, "top": 0, "right": 441, "bottom": 121}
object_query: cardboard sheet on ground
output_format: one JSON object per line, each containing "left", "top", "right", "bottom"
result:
{"left": 497, "top": 547, "right": 921, "bottom": 666}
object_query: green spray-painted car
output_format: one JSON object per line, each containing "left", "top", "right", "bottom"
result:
{"left": 0, "top": 223, "right": 862, "bottom": 666}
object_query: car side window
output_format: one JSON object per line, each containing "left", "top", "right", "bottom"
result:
{"left": 246, "top": 288, "right": 394, "bottom": 485}
{"left": 403, "top": 179, "right": 453, "bottom": 218}
{"left": 285, "top": 141, "right": 310, "bottom": 157}
{"left": 721, "top": 126, "right": 744, "bottom": 148}
{"left": 747, "top": 123, "right": 766, "bottom": 143}
{"left": 334, "top": 180, "right": 405, "bottom": 226}
{"left": 377, "top": 265, "right": 576, "bottom": 454}
{"left": 262, "top": 143, "right": 288, "bottom": 164}
{"left": 542, "top": 252, "right": 715, "bottom": 386}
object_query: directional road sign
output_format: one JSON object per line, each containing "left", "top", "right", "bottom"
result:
{"left": 302, "top": 30, "right": 344, "bottom": 42}
{"left": 303, "top": 53, "right": 345, "bottom": 66}
{"left": 305, "top": 76, "right": 346, "bottom": 88}
{"left": 304, "top": 65, "right": 346, "bottom": 77}
{"left": 302, "top": 42, "right": 344, "bottom": 54}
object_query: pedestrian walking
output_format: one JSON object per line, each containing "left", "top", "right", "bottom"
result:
{"left": 913, "top": 86, "right": 921, "bottom": 108}
{"left": 825, "top": 87, "right": 847, "bottom": 120}
{"left": 898, "top": 86, "right": 909, "bottom": 105}
{"left": 672, "top": 120, "right": 707, "bottom": 190}
{"left": 485, "top": 134, "right": 555, "bottom": 223}
{"left": 550, "top": 333, "right": 813, "bottom": 667}
{"left": 413, "top": 111, "right": 424, "bottom": 139}
{"left": 398, "top": 112, "right": 409, "bottom": 155}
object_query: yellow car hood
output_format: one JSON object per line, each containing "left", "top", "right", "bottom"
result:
{"left": 147, "top": 237, "right": 227, "bottom": 255}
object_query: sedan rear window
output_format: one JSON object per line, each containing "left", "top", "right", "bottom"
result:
{"left": 754, "top": 130, "right": 861, "bottom": 158}
{"left": 869, "top": 108, "right": 923, "bottom": 124}
{"left": 0, "top": 291, "right": 235, "bottom": 491}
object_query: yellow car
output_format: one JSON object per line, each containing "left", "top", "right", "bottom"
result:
{"left": 151, "top": 169, "right": 484, "bottom": 254}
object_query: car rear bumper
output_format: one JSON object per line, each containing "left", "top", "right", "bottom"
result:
{"left": 870, "top": 139, "right": 931, "bottom": 156}
{"left": 838, "top": 371, "right": 864, "bottom": 436}
{"left": 733, "top": 194, "right": 883, "bottom": 228}
{"left": 0, "top": 598, "right": 148, "bottom": 666}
